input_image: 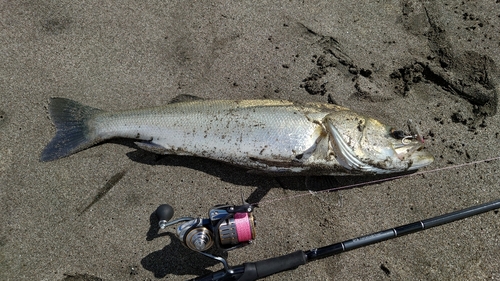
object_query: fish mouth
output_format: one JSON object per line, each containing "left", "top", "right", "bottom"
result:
{"left": 327, "top": 123, "right": 434, "bottom": 174}
{"left": 392, "top": 119, "right": 434, "bottom": 171}
{"left": 394, "top": 143, "right": 434, "bottom": 170}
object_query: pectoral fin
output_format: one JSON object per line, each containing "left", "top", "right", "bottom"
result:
{"left": 248, "top": 157, "right": 299, "bottom": 167}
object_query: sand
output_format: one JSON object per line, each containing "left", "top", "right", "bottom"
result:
{"left": 1, "top": 1, "right": 499, "bottom": 280}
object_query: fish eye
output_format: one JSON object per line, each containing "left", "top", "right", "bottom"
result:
{"left": 390, "top": 129, "right": 406, "bottom": 139}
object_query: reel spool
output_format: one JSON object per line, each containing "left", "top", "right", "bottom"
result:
{"left": 156, "top": 203, "right": 256, "bottom": 252}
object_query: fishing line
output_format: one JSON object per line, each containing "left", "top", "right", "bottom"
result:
{"left": 253, "top": 155, "right": 500, "bottom": 206}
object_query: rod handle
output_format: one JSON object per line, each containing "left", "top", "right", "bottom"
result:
{"left": 238, "top": 250, "right": 307, "bottom": 281}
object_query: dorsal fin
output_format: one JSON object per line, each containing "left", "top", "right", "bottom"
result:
{"left": 168, "top": 94, "right": 205, "bottom": 104}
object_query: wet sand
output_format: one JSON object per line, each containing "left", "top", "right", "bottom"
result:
{"left": 1, "top": 1, "right": 499, "bottom": 280}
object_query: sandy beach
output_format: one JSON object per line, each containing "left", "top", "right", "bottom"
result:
{"left": 1, "top": 1, "right": 499, "bottom": 280}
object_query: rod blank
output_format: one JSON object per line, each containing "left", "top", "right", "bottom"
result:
{"left": 305, "top": 199, "right": 500, "bottom": 261}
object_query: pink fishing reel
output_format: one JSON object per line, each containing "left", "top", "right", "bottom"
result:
{"left": 156, "top": 203, "right": 256, "bottom": 252}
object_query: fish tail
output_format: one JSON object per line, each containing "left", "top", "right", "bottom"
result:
{"left": 40, "top": 98, "right": 104, "bottom": 162}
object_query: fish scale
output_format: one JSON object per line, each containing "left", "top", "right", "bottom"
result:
{"left": 95, "top": 101, "right": 317, "bottom": 162}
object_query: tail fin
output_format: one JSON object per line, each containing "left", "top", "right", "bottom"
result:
{"left": 40, "top": 98, "right": 104, "bottom": 162}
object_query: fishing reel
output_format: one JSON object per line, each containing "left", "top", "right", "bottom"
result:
{"left": 156, "top": 203, "right": 256, "bottom": 254}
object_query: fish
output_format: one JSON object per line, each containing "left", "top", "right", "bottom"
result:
{"left": 40, "top": 96, "right": 434, "bottom": 175}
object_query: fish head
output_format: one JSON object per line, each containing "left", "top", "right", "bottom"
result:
{"left": 323, "top": 111, "right": 434, "bottom": 174}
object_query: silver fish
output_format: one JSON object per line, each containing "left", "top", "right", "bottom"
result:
{"left": 40, "top": 96, "right": 434, "bottom": 175}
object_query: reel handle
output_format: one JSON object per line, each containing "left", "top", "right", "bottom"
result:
{"left": 156, "top": 204, "right": 174, "bottom": 229}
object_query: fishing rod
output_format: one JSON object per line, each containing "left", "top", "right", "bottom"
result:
{"left": 154, "top": 199, "right": 500, "bottom": 281}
